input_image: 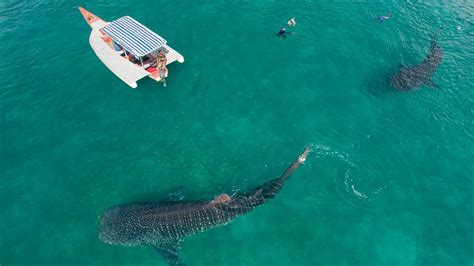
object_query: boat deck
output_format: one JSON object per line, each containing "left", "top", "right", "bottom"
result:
{"left": 82, "top": 8, "right": 184, "bottom": 88}
{"left": 89, "top": 30, "right": 184, "bottom": 86}
{"left": 89, "top": 29, "right": 149, "bottom": 88}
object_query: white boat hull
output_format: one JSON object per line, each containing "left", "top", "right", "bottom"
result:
{"left": 80, "top": 7, "right": 184, "bottom": 89}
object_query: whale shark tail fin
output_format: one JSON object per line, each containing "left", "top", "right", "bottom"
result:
{"left": 435, "top": 26, "right": 445, "bottom": 37}
{"left": 235, "top": 145, "right": 311, "bottom": 209}
{"left": 154, "top": 239, "right": 184, "bottom": 266}
{"left": 430, "top": 27, "right": 444, "bottom": 50}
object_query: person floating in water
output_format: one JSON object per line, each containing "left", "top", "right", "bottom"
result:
{"left": 276, "top": 27, "right": 293, "bottom": 37}
{"left": 277, "top": 17, "right": 296, "bottom": 38}
{"left": 287, "top": 17, "right": 296, "bottom": 27}
{"left": 377, "top": 13, "right": 392, "bottom": 22}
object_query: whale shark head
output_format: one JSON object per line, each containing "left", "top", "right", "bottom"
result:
{"left": 98, "top": 206, "right": 130, "bottom": 245}
{"left": 98, "top": 205, "right": 152, "bottom": 246}
{"left": 389, "top": 68, "right": 420, "bottom": 91}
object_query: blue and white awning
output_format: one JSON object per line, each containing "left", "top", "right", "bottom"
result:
{"left": 102, "top": 16, "right": 167, "bottom": 57}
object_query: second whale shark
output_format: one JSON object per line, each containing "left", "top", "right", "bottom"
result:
{"left": 389, "top": 31, "right": 443, "bottom": 91}
{"left": 98, "top": 145, "right": 311, "bottom": 265}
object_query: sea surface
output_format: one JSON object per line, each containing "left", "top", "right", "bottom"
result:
{"left": 1, "top": 1, "right": 473, "bottom": 265}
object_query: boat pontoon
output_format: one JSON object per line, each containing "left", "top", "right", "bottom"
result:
{"left": 79, "top": 7, "right": 184, "bottom": 88}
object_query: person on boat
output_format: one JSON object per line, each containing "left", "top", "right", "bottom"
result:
{"left": 155, "top": 50, "right": 168, "bottom": 87}
{"left": 127, "top": 53, "right": 140, "bottom": 64}
{"left": 276, "top": 27, "right": 292, "bottom": 37}
{"left": 377, "top": 13, "right": 392, "bottom": 22}
{"left": 157, "top": 50, "right": 167, "bottom": 68}
{"left": 287, "top": 17, "right": 296, "bottom": 27}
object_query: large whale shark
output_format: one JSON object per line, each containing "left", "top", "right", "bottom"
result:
{"left": 98, "top": 145, "right": 311, "bottom": 265}
{"left": 389, "top": 32, "right": 443, "bottom": 91}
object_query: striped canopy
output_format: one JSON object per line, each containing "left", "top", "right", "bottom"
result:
{"left": 102, "top": 16, "right": 167, "bottom": 57}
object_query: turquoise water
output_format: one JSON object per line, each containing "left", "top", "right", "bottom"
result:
{"left": 1, "top": 1, "right": 473, "bottom": 265}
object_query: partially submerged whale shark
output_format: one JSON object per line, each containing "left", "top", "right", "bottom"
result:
{"left": 389, "top": 32, "right": 443, "bottom": 91}
{"left": 99, "top": 145, "right": 311, "bottom": 265}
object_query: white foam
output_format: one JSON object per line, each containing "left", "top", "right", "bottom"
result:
{"left": 351, "top": 184, "right": 368, "bottom": 199}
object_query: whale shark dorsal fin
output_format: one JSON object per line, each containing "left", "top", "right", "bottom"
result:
{"left": 210, "top": 193, "right": 231, "bottom": 204}
{"left": 424, "top": 79, "right": 438, "bottom": 89}
{"left": 154, "top": 239, "right": 184, "bottom": 266}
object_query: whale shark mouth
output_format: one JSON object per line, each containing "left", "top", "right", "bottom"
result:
{"left": 98, "top": 208, "right": 118, "bottom": 244}
{"left": 389, "top": 75, "right": 406, "bottom": 91}
{"left": 98, "top": 206, "right": 136, "bottom": 246}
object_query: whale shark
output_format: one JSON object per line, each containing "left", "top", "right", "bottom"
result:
{"left": 98, "top": 145, "right": 311, "bottom": 265}
{"left": 389, "top": 32, "right": 443, "bottom": 91}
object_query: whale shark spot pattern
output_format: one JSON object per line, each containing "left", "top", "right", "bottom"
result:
{"left": 389, "top": 33, "right": 443, "bottom": 91}
{"left": 98, "top": 145, "right": 311, "bottom": 265}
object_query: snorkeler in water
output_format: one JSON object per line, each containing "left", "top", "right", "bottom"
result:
{"left": 377, "top": 13, "right": 392, "bottom": 22}
{"left": 276, "top": 27, "right": 293, "bottom": 37}
{"left": 276, "top": 17, "right": 296, "bottom": 38}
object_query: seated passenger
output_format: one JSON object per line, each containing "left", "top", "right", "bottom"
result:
{"left": 127, "top": 53, "right": 139, "bottom": 64}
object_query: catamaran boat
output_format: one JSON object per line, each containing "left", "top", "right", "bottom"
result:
{"left": 79, "top": 7, "right": 184, "bottom": 88}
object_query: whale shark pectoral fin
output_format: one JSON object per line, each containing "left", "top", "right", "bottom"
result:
{"left": 154, "top": 239, "right": 184, "bottom": 266}
{"left": 397, "top": 62, "right": 410, "bottom": 70}
{"left": 424, "top": 79, "right": 438, "bottom": 89}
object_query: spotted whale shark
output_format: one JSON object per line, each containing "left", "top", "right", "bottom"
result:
{"left": 98, "top": 145, "right": 311, "bottom": 265}
{"left": 389, "top": 31, "right": 443, "bottom": 91}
